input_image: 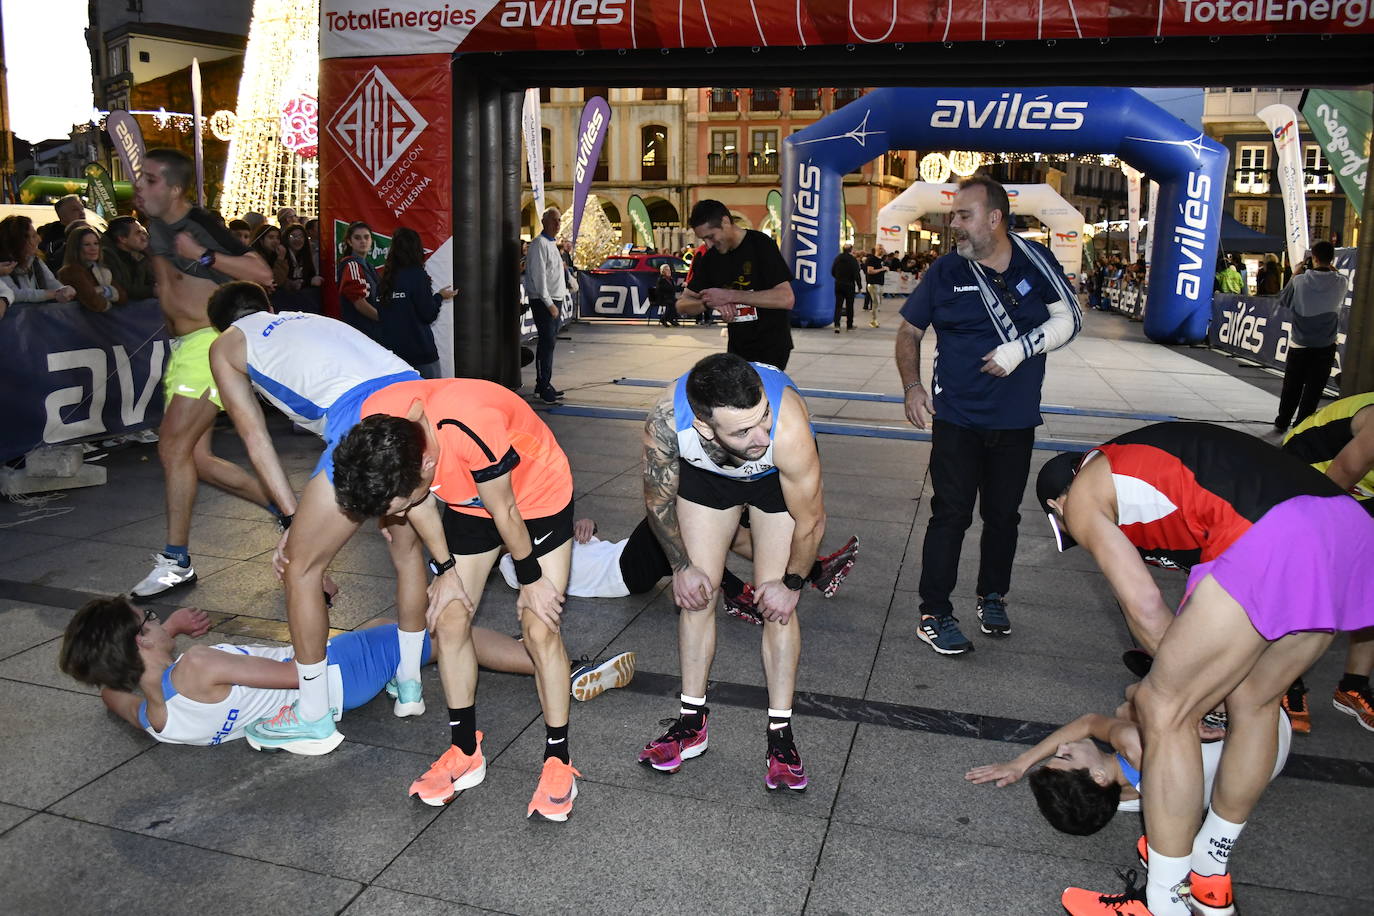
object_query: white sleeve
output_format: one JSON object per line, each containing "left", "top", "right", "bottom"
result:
{"left": 524, "top": 241, "right": 553, "bottom": 301}
{"left": 988, "top": 295, "right": 1081, "bottom": 375}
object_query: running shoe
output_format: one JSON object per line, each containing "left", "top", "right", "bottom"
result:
{"left": 1136, "top": 834, "right": 1148, "bottom": 867}
{"left": 637, "top": 715, "right": 708, "bottom": 772}
{"left": 570, "top": 651, "right": 637, "bottom": 701}
{"left": 765, "top": 741, "right": 809, "bottom": 792}
{"left": 1061, "top": 869, "right": 1154, "bottom": 915}
{"left": 383, "top": 677, "right": 425, "bottom": 718}
{"left": 245, "top": 702, "right": 344, "bottom": 756}
{"left": 977, "top": 592, "right": 1011, "bottom": 636}
{"left": 917, "top": 614, "right": 973, "bottom": 655}
{"left": 409, "top": 734, "right": 487, "bottom": 806}
{"left": 130, "top": 553, "right": 197, "bottom": 598}
{"left": 1186, "top": 871, "right": 1235, "bottom": 916}
{"left": 1333, "top": 683, "right": 1374, "bottom": 732}
{"left": 527, "top": 756, "right": 582, "bottom": 821}
{"left": 1122, "top": 648, "right": 1154, "bottom": 678}
{"left": 812, "top": 535, "right": 859, "bottom": 598}
{"left": 724, "top": 583, "right": 763, "bottom": 625}
{"left": 869, "top": 317, "right": 880, "bottom": 328}
{"left": 1281, "top": 683, "right": 1311, "bottom": 735}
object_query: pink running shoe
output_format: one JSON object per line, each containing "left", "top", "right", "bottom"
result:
{"left": 765, "top": 741, "right": 809, "bottom": 791}
{"left": 812, "top": 535, "right": 859, "bottom": 598}
{"left": 724, "top": 583, "right": 762, "bottom": 626}
{"left": 637, "top": 715, "right": 708, "bottom": 772}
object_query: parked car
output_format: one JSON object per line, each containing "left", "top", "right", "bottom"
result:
{"left": 590, "top": 252, "right": 688, "bottom": 282}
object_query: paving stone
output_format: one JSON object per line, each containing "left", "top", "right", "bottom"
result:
{"left": 0, "top": 601, "right": 75, "bottom": 661}
{"left": 341, "top": 888, "right": 492, "bottom": 916}
{"left": 0, "top": 802, "right": 35, "bottom": 834}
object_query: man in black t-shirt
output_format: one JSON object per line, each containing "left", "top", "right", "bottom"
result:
{"left": 864, "top": 247, "right": 887, "bottom": 326}
{"left": 678, "top": 199, "right": 795, "bottom": 369}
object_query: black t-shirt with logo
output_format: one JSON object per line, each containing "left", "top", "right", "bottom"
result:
{"left": 687, "top": 229, "right": 793, "bottom": 355}
{"left": 865, "top": 254, "right": 886, "bottom": 285}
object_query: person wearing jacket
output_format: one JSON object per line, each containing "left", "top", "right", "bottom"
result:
{"left": 337, "top": 221, "right": 383, "bottom": 342}
{"left": 830, "top": 244, "right": 862, "bottom": 332}
{"left": 1272, "top": 240, "right": 1348, "bottom": 435}
{"left": 102, "top": 217, "right": 156, "bottom": 301}
{"left": 0, "top": 215, "right": 76, "bottom": 305}
{"left": 378, "top": 227, "right": 455, "bottom": 378}
{"left": 57, "top": 225, "right": 126, "bottom": 313}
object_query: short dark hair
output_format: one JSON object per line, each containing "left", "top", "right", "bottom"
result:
{"left": 684, "top": 353, "right": 764, "bottom": 422}
{"left": 1311, "top": 240, "right": 1335, "bottom": 264}
{"left": 55, "top": 194, "right": 84, "bottom": 217}
{"left": 689, "top": 199, "right": 732, "bottom": 231}
{"left": 958, "top": 175, "right": 1012, "bottom": 229}
{"left": 228, "top": 219, "right": 251, "bottom": 233}
{"left": 1027, "top": 766, "right": 1122, "bottom": 836}
{"left": 59, "top": 597, "right": 145, "bottom": 692}
{"left": 105, "top": 216, "right": 140, "bottom": 241}
{"left": 146, "top": 148, "right": 194, "bottom": 197}
{"left": 332, "top": 415, "right": 426, "bottom": 518}
{"left": 208, "top": 281, "right": 272, "bottom": 331}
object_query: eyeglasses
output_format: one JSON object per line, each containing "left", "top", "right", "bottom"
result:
{"left": 139, "top": 607, "right": 158, "bottom": 630}
{"left": 988, "top": 273, "right": 1021, "bottom": 310}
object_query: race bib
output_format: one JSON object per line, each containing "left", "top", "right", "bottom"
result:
{"left": 729, "top": 305, "right": 758, "bottom": 323}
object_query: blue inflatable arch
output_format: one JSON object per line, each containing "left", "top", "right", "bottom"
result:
{"left": 781, "top": 88, "right": 1228, "bottom": 343}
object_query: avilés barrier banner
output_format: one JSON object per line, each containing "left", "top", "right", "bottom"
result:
{"left": 1207, "top": 248, "right": 1356, "bottom": 389}
{"left": 0, "top": 299, "right": 167, "bottom": 462}
{"left": 576, "top": 271, "right": 661, "bottom": 321}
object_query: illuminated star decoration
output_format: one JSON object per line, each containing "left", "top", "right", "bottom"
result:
{"left": 1121, "top": 131, "right": 1212, "bottom": 163}
{"left": 792, "top": 109, "right": 885, "bottom": 148}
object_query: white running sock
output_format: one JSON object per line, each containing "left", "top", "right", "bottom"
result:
{"left": 296, "top": 659, "right": 329, "bottom": 722}
{"left": 1145, "top": 847, "right": 1192, "bottom": 916}
{"left": 768, "top": 707, "right": 792, "bottom": 730}
{"left": 1191, "top": 807, "right": 1245, "bottom": 877}
{"left": 680, "top": 693, "right": 706, "bottom": 716}
{"left": 396, "top": 628, "right": 425, "bottom": 682}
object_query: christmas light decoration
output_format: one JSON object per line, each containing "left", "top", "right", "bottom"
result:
{"left": 79, "top": 108, "right": 233, "bottom": 136}
{"left": 559, "top": 195, "right": 622, "bottom": 269}
{"left": 209, "top": 110, "right": 238, "bottom": 141}
{"left": 948, "top": 150, "right": 982, "bottom": 177}
{"left": 919, "top": 152, "right": 952, "bottom": 183}
{"left": 219, "top": 0, "right": 320, "bottom": 219}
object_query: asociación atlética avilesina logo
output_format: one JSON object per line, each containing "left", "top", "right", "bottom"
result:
{"left": 327, "top": 66, "right": 428, "bottom": 185}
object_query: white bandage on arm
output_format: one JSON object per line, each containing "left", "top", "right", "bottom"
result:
{"left": 988, "top": 296, "right": 1079, "bottom": 375}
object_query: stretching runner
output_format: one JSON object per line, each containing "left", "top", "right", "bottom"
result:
{"left": 1278, "top": 392, "right": 1374, "bottom": 735}
{"left": 130, "top": 149, "right": 276, "bottom": 599}
{"left": 498, "top": 515, "right": 858, "bottom": 621}
{"left": 1035, "top": 422, "right": 1374, "bottom": 916}
{"left": 330, "top": 379, "right": 582, "bottom": 821}
{"left": 638, "top": 353, "right": 825, "bottom": 790}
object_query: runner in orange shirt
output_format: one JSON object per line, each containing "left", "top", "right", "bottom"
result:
{"left": 331, "top": 379, "right": 580, "bottom": 821}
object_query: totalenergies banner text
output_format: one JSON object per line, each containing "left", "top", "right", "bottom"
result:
{"left": 320, "top": 0, "right": 1374, "bottom": 59}
{"left": 318, "top": 53, "right": 452, "bottom": 311}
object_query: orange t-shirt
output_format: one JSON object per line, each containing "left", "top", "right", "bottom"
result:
{"left": 361, "top": 379, "right": 572, "bottom": 518}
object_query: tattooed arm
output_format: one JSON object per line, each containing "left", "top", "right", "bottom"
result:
{"left": 644, "top": 394, "right": 713, "bottom": 610}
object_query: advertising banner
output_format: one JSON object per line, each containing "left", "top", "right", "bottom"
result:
{"left": 523, "top": 87, "right": 546, "bottom": 216}
{"left": 1257, "top": 104, "right": 1310, "bottom": 269}
{"left": 1206, "top": 247, "right": 1356, "bottom": 390}
{"left": 1300, "top": 89, "right": 1371, "bottom": 213}
{"left": 106, "top": 111, "right": 146, "bottom": 183}
{"left": 571, "top": 96, "right": 611, "bottom": 247}
{"left": 766, "top": 189, "right": 783, "bottom": 234}
{"left": 0, "top": 299, "right": 167, "bottom": 462}
{"left": 520, "top": 287, "right": 577, "bottom": 338}
{"left": 320, "top": 1, "right": 1374, "bottom": 60}
{"left": 319, "top": 53, "right": 453, "bottom": 361}
{"left": 1121, "top": 163, "right": 1142, "bottom": 258}
{"left": 627, "top": 194, "right": 653, "bottom": 246}
{"left": 83, "top": 162, "right": 118, "bottom": 217}
{"left": 1144, "top": 180, "right": 1159, "bottom": 268}
{"left": 576, "top": 270, "right": 661, "bottom": 320}
{"left": 191, "top": 58, "right": 206, "bottom": 207}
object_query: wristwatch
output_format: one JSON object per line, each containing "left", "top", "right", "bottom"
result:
{"left": 197, "top": 249, "right": 217, "bottom": 268}
{"left": 427, "top": 556, "right": 455, "bottom": 577}
{"left": 782, "top": 573, "right": 806, "bottom": 591}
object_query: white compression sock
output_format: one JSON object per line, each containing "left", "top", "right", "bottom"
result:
{"left": 296, "top": 659, "right": 329, "bottom": 721}
{"left": 680, "top": 693, "right": 706, "bottom": 716}
{"left": 1191, "top": 807, "right": 1245, "bottom": 877}
{"left": 768, "top": 707, "right": 792, "bottom": 730}
{"left": 396, "top": 628, "right": 425, "bottom": 682}
{"left": 1145, "top": 847, "right": 1192, "bottom": 916}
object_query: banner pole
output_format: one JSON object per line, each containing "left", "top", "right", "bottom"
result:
{"left": 1342, "top": 135, "right": 1374, "bottom": 397}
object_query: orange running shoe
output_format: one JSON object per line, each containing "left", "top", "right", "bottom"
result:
{"left": 1186, "top": 871, "right": 1235, "bottom": 916}
{"left": 1136, "top": 835, "right": 1149, "bottom": 867}
{"left": 1281, "top": 684, "right": 1311, "bottom": 735}
{"left": 527, "top": 756, "right": 582, "bottom": 822}
{"left": 1333, "top": 683, "right": 1374, "bottom": 732}
{"left": 408, "top": 733, "right": 486, "bottom": 806}
{"left": 1061, "top": 869, "right": 1154, "bottom": 914}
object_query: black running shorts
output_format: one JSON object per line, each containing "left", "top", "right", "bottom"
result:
{"left": 441, "top": 500, "right": 574, "bottom": 557}
{"left": 677, "top": 459, "right": 786, "bottom": 513}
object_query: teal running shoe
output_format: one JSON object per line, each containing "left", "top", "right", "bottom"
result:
{"left": 390, "top": 677, "right": 425, "bottom": 718}
{"left": 245, "top": 703, "right": 344, "bottom": 755}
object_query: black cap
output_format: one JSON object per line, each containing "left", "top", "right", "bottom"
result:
{"left": 1036, "top": 451, "right": 1083, "bottom": 551}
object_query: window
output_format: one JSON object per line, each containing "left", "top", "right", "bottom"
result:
{"left": 884, "top": 152, "right": 906, "bottom": 180}
{"left": 1236, "top": 202, "right": 1266, "bottom": 233}
{"left": 708, "top": 130, "right": 738, "bottom": 175}
{"left": 1304, "top": 144, "right": 1333, "bottom": 193}
{"left": 1235, "top": 144, "right": 1269, "bottom": 195}
{"left": 833, "top": 88, "right": 863, "bottom": 109}
{"left": 138, "top": 51, "right": 150, "bottom": 63}
{"left": 792, "top": 88, "right": 820, "bottom": 112}
{"left": 748, "top": 89, "right": 780, "bottom": 113}
{"left": 641, "top": 125, "right": 667, "bottom": 181}
{"left": 709, "top": 89, "right": 738, "bottom": 113}
{"left": 537, "top": 128, "right": 551, "bottom": 182}
{"left": 1308, "top": 202, "right": 1331, "bottom": 240}
{"left": 584, "top": 87, "right": 609, "bottom": 102}
{"left": 108, "top": 44, "right": 127, "bottom": 75}
{"left": 641, "top": 88, "right": 667, "bottom": 101}
{"left": 749, "top": 130, "right": 779, "bottom": 175}
{"left": 539, "top": 87, "right": 550, "bottom": 103}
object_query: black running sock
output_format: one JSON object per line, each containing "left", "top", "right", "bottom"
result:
{"left": 679, "top": 694, "right": 707, "bottom": 729}
{"left": 1290, "top": 675, "right": 1308, "bottom": 694}
{"left": 544, "top": 723, "right": 570, "bottom": 763}
{"left": 806, "top": 559, "right": 823, "bottom": 582}
{"left": 768, "top": 723, "right": 794, "bottom": 752}
{"left": 1339, "top": 673, "right": 1371, "bottom": 693}
{"left": 721, "top": 569, "right": 746, "bottom": 601}
{"left": 448, "top": 705, "right": 476, "bottom": 755}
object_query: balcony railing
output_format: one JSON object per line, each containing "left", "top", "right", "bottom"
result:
{"left": 709, "top": 89, "right": 738, "bottom": 112}
{"left": 749, "top": 151, "right": 779, "bottom": 175}
{"left": 792, "top": 88, "right": 820, "bottom": 111}
{"left": 834, "top": 88, "right": 863, "bottom": 108}
{"left": 707, "top": 152, "right": 739, "bottom": 175}
{"left": 748, "top": 89, "right": 780, "bottom": 113}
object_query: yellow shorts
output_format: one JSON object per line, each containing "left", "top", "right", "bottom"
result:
{"left": 163, "top": 326, "right": 221, "bottom": 408}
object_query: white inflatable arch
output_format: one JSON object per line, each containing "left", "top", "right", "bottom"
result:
{"left": 876, "top": 183, "right": 1085, "bottom": 285}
